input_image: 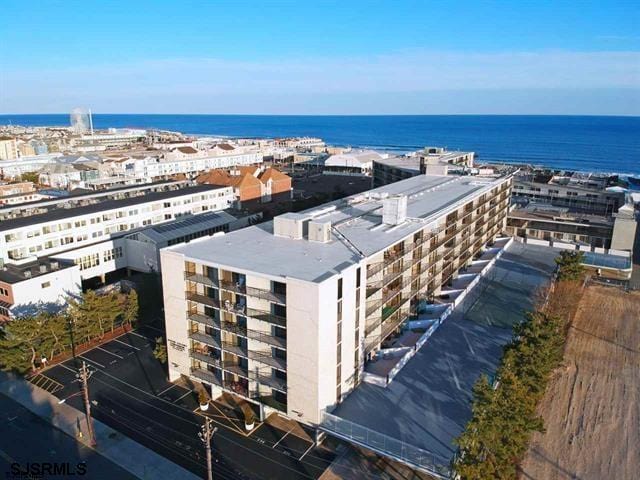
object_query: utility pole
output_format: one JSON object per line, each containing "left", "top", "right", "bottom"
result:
{"left": 77, "top": 361, "right": 97, "bottom": 447}
{"left": 198, "top": 418, "right": 217, "bottom": 480}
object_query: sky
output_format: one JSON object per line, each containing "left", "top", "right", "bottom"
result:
{"left": 0, "top": 0, "right": 638, "bottom": 115}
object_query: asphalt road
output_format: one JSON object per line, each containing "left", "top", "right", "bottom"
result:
{"left": 39, "top": 325, "right": 335, "bottom": 480}
{"left": 0, "top": 393, "right": 138, "bottom": 480}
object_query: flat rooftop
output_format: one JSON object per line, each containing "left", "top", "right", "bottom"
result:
{"left": 0, "top": 257, "right": 76, "bottom": 284}
{"left": 331, "top": 242, "right": 559, "bottom": 461}
{"left": 170, "top": 174, "right": 508, "bottom": 283}
{"left": 0, "top": 185, "right": 222, "bottom": 232}
{"left": 374, "top": 155, "right": 421, "bottom": 173}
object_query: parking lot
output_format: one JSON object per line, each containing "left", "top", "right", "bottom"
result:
{"left": 36, "top": 325, "right": 334, "bottom": 480}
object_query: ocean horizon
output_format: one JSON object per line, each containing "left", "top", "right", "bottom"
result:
{"left": 2, "top": 114, "right": 639, "bottom": 175}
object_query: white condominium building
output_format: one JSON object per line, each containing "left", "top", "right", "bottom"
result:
{"left": 0, "top": 185, "right": 234, "bottom": 265}
{"left": 160, "top": 173, "right": 512, "bottom": 424}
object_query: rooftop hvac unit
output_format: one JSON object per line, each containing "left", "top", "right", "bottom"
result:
{"left": 308, "top": 221, "right": 332, "bottom": 243}
{"left": 273, "top": 213, "right": 310, "bottom": 240}
{"left": 382, "top": 195, "right": 408, "bottom": 225}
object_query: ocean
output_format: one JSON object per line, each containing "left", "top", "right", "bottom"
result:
{"left": 1, "top": 114, "right": 638, "bottom": 175}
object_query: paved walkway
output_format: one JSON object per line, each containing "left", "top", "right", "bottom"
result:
{"left": 0, "top": 372, "right": 199, "bottom": 480}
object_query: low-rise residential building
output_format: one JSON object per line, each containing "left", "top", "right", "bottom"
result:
{"left": 160, "top": 173, "right": 512, "bottom": 424}
{"left": 196, "top": 166, "right": 292, "bottom": 207}
{"left": 0, "top": 258, "right": 81, "bottom": 321}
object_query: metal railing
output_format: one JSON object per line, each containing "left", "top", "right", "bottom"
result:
{"left": 246, "top": 307, "right": 287, "bottom": 328}
{"left": 320, "top": 411, "right": 452, "bottom": 478}
{"left": 189, "top": 330, "right": 221, "bottom": 348}
{"left": 248, "top": 350, "right": 286, "bottom": 371}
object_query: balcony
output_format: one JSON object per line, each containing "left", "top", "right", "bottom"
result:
{"left": 190, "top": 349, "right": 221, "bottom": 367}
{"left": 220, "top": 320, "right": 247, "bottom": 336}
{"left": 245, "top": 285, "right": 286, "bottom": 305}
{"left": 256, "top": 373, "right": 287, "bottom": 392}
{"left": 246, "top": 307, "right": 286, "bottom": 328}
{"left": 190, "top": 367, "right": 223, "bottom": 387}
{"left": 249, "top": 351, "right": 287, "bottom": 371}
{"left": 221, "top": 341, "right": 248, "bottom": 358}
{"left": 188, "top": 312, "right": 219, "bottom": 328}
{"left": 246, "top": 329, "right": 287, "bottom": 349}
{"left": 219, "top": 279, "right": 246, "bottom": 295}
{"left": 186, "top": 292, "right": 220, "bottom": 309}
{"left": 188, "top": 330, "right": 221, "bottom": 349}
{"left": 223, "top": 362, "right": 249, "bottom": 378}
{"left": 185, "top": 272, "right": 218, "bottom": 288}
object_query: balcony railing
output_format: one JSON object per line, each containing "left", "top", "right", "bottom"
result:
{"left": 256, "top": 373, "right": 287, "bottom": 392}
{"left": 186, "top": 292, "right": 220, "bottom": 308}
{"left": 185, "top": 272, "right": 218, "bottom": 288}
{"left": 249, "top": 351, "right": 287, "bottom": 371}
{"left": 221, "top": 341, "right": 248, "bottom": 358}
{"left": 188, "top": 312, "right": 219, "bottom": 328}
{"left": 245, "top": 286, "right": 287, "bottom": 305}
{"left": 246, "top": 329, "right": 286, "bottom": 349}
{"left": 246, "top": 307, "right": 287, "bottom": 328}
{"left": 190, "top": 367, "right": 223, "bottom": 387}
{"left": 189, "top": 330, "right": 221, "bottom": 349}
{"left": 190, "top": 349, "right": 221, "bottom": 367}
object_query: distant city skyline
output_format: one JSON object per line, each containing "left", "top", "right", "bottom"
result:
{"left": 1, "top": 0, "right": 638, "bottom": 115}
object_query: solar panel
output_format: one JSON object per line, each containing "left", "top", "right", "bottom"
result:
{"left": 153, "top": 212, "right": 221, "bottom": 234}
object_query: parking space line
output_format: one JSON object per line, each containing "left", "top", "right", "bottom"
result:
{"left": 114, "top": 338, "right": 140, "bottom": 351}
{"left": 273, "top": 426, "right": 294, "bottom": 448}
{"left": 58, "top": 363, "right": 77, "bottom": 374}
{"left": 79, "top": 355, "right": 105, "bottom": 369}
{"left": 129, "top": 331, "right": 152, "bottom": 341}
{"left": 298, "top": 442, "right": 315, "bottom": 461}
{"left": 97, "top": 346, "right": 124, "bottom": 359}
{"left": 173, "top": 389, "right": 193, "bottom": 403}
{"left": 158, "top": 384, "right": 177, "bottom": 396}
{"left": 142, "top": 324, "right": 164, "bottom": 333}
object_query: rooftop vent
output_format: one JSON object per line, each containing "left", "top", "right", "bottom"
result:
{"left": 39, "top": 264, "right": 47, "bottom": 273}
{"left": 23, "top": 270, "right": 32, "bottom": 278}
{"left": 50, "top": 261, "right": 59, "bottom": 270}
{"left": 382, "top": 195, "right": 408, "bottom": 226}
{"left": 308, "top": 221, "right": 332, "bottom": 243}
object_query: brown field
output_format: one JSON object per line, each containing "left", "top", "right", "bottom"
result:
{"left": 520, "top": 285, "right": 640, "bottom": 480}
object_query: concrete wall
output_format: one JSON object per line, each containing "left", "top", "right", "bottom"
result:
{"left": 160, "top": 250, "right": 190, "bottom": 382}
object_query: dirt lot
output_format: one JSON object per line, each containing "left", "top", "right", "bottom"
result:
{"left": 520, "top": 285, "right": 640, "bottom": 480}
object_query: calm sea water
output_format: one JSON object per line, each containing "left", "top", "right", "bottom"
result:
{"left": 1, "top": 114, "right": 638, "bottom": 174}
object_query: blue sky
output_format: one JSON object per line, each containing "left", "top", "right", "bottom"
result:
{"left": 1, "top": 0, "right": 638, "bottom": 114}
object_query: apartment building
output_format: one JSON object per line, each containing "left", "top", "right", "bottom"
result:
{"left": 372, "top": 148, "right": 475, "bottom": 187}
{"left": 161, "top": 173, "right": 512, "bottom": 424}
{"left": 512, "top": 174, "right": 624, "bottom": 215}
{"left": 0, "top": 258, "right": 81, "bottom": 322}
{"left": 0, "top": 137, "right": 18, "bottom": 160}
{"left": 0, "top": 185, "right": 234, "bottom": 266}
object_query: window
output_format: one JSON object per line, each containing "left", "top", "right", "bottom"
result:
{"left": 0, "top": 287, "right": 9, "bottom": 296}
{"left": 41, "top": 282, "right": 51, "bottom": 289}
{"left": 356, "top": 268, "right": 361, "bottom": 288}
{"left": 337, "top": 278, "right": 343, "bottom": 299}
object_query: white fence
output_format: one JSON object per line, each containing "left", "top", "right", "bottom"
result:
{"left": 320, "top": 411, "right": 452, "bottom": 479}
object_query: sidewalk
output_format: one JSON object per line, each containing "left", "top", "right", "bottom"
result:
{"left": 0, "top": 372, "right": 199, "bottom": 480}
